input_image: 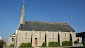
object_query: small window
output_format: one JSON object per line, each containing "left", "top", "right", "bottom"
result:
{"left": 40, "top": 32, "right": 41, "bottom": 38}
{"left": 65, "top": 33, "right": 66, "bottom": 37}
{"left": 77, "top": 39, "right": 79, "bottom": 41}
{"left": 53, "top": 33, "right": 54, "bottom": 38}
{"left": 12, "top": 38, "right": 14, "bottom": 41}
{"left": 26, "top": 32, "right": 27, "bottom": 38}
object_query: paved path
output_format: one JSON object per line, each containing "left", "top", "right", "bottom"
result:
{"left": 3, "top": 47, "right": 15, "bottom": 48}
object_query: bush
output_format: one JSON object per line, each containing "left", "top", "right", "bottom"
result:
{"left": 10, "top": 44, "right": 14, "bottom": 47}
{"left": 19, "top": 47, "right": 33, "bottom": 48}
{"left": 0, "top": 40, "right": 4, "bottom": 48}
{"left": 49, "top": 42, "right": 60, "bottom": 47}
{"left": 62, "top": 41, "right": 72, "bottom": 46}
{"left": 74, "top": 41, "right": 78, "bottom": 44}
{"left": 42, "top": 42, "right": 46, "bottom": 46}
{"left": 55, "top": 42, "right": 60, "bottom": 46}
{"left": 83, "top": 43, "right": 85, "bottom": 46}
{"left": 20, "top": 43, "right": 32, "bottom": 47}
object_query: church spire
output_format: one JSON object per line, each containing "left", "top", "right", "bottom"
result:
{"left": 20, "top": 4, "right": 25, "bottom": 24}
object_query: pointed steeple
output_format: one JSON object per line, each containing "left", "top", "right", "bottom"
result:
{"left": 20, "top": 4, "right": 25, "bottom": 24}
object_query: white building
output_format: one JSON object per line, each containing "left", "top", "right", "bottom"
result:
{"left": 0, "top": 36, "right": 2, "bottom": 40}
{"left": 6, "top": 33, "right": 15, "bottom": 46}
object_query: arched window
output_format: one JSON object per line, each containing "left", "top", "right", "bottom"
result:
{"left": 53, "top": 33, "right": 54, "bottom": 38}
{"left": 40, "top": 32, "right": 41, "bottom": 38}
{"left": 26, "top": 32, "right": 27, "bottom": 38}
{"left": 12, "top": 38, "right": 14, "bottom": 41}
{"left": 65, "top": 33, "right": 66, "bottom": 37}
{"left": 77, "top": 39, "right": 79, "bottom": 41}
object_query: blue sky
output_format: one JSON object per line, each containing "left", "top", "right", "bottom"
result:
{"left": 0, "top": 0, "right": 85, "bottom": 42}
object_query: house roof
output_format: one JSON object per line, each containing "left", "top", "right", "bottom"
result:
{"left": 76, "top": 32, "right": 85, "bottom": 37}
{"left": 18, "top": 21, "right": 75, "bottom": 32}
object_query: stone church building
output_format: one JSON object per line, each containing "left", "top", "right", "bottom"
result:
{"left": 6, "top": 5, "right": 82, "bottom": 47}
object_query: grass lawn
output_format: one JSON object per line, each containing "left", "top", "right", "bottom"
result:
{"left": 41, "top": 46, "right": 85, "bottom": 48}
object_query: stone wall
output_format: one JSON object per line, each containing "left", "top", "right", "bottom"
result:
{"left": 16, "top": 30, "right": 77, "bottom": 47}
{"left": 6, "top": 36, "right": 15, "bottom": 46}
{"left": 32, "top": 31, "right": 45, "bottom": 47}
{"left": 16, "top": 30, "right": 33, "bottom": 47}
{"left": 77, "top": 37, "right": 82, "bottom": 43}
{"left": 16, "top": 30, "right": 46, "bottom": 47}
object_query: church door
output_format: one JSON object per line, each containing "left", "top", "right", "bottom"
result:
{"left": 35, "top": 38, "right": 37, "bottom": 45}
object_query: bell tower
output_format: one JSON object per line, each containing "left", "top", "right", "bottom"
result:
{"left": 20, "top": 4, "right": 25, "bottom": 24}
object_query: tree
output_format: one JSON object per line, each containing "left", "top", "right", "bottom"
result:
{"left": 0, "top": 40, "right": 4, "bottom": 48}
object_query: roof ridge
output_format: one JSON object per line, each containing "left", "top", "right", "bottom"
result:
{"left": 25, "top": 21, "right": 67, "bottom": 24}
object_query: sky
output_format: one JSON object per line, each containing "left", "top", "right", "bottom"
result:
{"left": 0, "top": 0, "right": 85, "bottom": 42}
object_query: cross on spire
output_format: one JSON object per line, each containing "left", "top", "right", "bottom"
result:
{"left": 23, "top": 0, "right": 25, "bottom": 4}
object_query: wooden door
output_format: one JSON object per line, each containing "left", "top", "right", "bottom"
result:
{"left": 35, "top": 38, "right": 37, "bottom": 45}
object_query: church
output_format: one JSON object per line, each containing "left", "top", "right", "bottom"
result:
{"left": 6, "top": 5, "right": 82, "bottom": 47}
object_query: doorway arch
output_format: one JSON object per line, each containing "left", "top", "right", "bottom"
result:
{"left": 35, "top": 38, "right": 37, "bottom": 45}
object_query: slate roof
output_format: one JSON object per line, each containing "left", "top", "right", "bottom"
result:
{"left": 18, "top": 21, "right": 75, "bottom": 32}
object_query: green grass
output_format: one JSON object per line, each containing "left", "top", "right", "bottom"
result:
{"left": 40, "top": 46, "right": 62, "bottom": 47}
{"left": 41, "top": 46, "right": 85, "bottom": 48}
{"left": 18, "top": 46, "right": 85, "bottom": 48}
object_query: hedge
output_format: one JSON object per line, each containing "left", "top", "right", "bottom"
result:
{"left": 10, "top": 44, "right": 14, "bottom": 47}
{"left": 20, "top": 43, "right": 32, "bottom": 47}
{"left": 83, "top": 43, "right": 85, "bottom": 46}
{"left": 0, "top": 40, "right": 4, "bottom": 48}
{"left": 62, "top": 41, "right": 72, "bottom": 46}
{"left": 42, "top": 42, "right": 46, "bottom": 46}
{"left": 19, "top": 47, "right": 33, "bottom": 48}
{"left": 74, "top": 41, "right": 78, "bottom": 44}
{"left": 49, "top": 42, "right": 60, "bottom": 47}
